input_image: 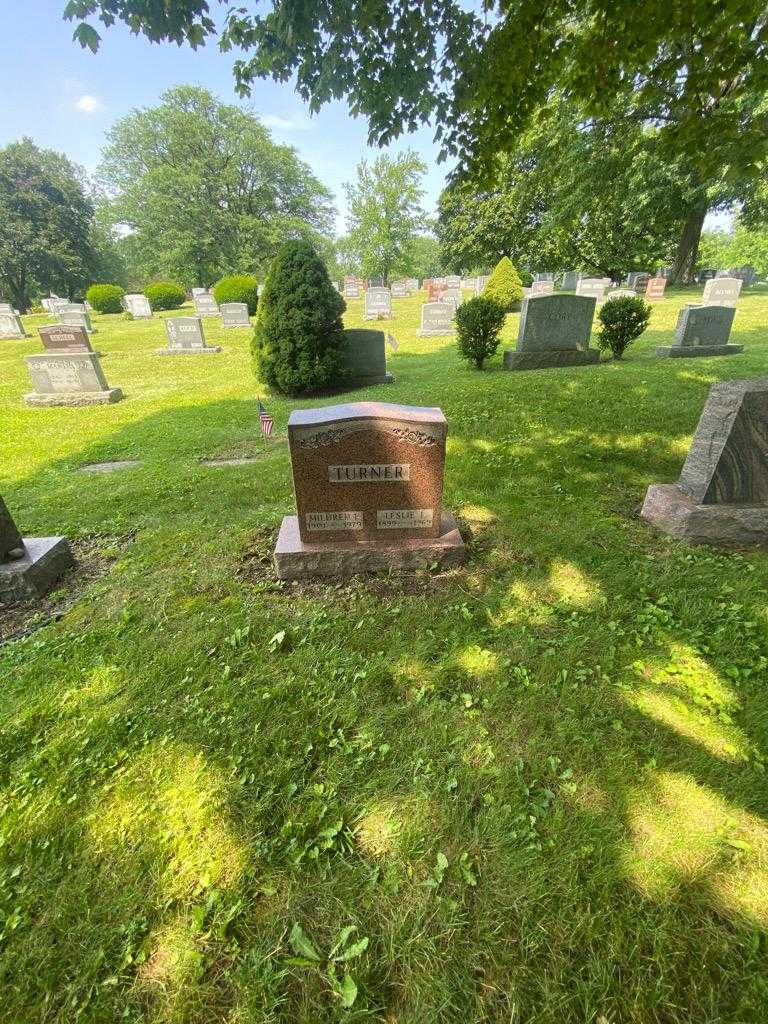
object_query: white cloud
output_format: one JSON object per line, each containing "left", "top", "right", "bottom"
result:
{"left": 260, "top": 113, "right": 310, "bottom": 131}
{"left": 75, "top": 94, "right": 103, "bottom": 114}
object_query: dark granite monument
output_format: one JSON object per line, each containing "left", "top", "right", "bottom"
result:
{"left": 656, "top": 305, "right": 742, "bottom": 358}
{"left": 642, "top": 378, "right": 768, "bottom": 546}
{"left": 273, "top": 401, "right": 466, "bottom": 578}
{"left": 340, "top": 329, "right": 393, "bottom": 386}
{"left": 24, "top": 353, "right": 123, "bottom": 406}
{"left": 0, "top": 496, "right": 74, "bottom": 605}
{"left": 39, "top": 324, "right": 95, "bottom": 354}
{"left": 503, "top": 294, "right": 599, "bottom": 370}
{"left": 158, "top": 316, "right": 221, "bottom": 355}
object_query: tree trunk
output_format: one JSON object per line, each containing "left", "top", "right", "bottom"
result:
{"left": 670, "top": 200, "right": 708, "bottom": 285}
{"left": 6, "top": 273, "right": 28, "bottom": 313}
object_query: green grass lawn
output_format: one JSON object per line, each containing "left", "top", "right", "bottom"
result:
{"left": 1, "top": 290, "right": 767, "bottom": 1023}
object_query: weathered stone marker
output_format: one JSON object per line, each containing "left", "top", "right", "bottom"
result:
{"left": 158, "top": 316, "right": 221, "bottom": 355}
{"left": 417, "top": 302, "right": 456, "bottom": 337}
{"left": 39, "top": 324, "right": 95, "bottom": 354}
{"left": 656, "top": 305, "right": 742, "bottom": 358}
{"left": 273, "top": 401, "right": 466, "bottom": 578}
{"left": 364, "top": 287, "right": 392, "bottom": 320}
{"left": 504, "top": 294, "right": 598, "bottom": 370}
{"left": 530, "top": 280, "right": 554, "bottom": 297}
{"left": 391, "top": 281, "right": 409, "bottom": 298}
{"left": 344, "top": 282, "right": 360, "bottom": 299}
{"left": 193, "top": 293, "right": 220, "bottom": 317}
{"left": 124, "top": 293, "right": 153, "bottom": 319}
{"left": 561, "top": 271, "right": 580, "bottom": 291}
{"left": 220, "top": 302, "right": 250, "bottom": 327}
{"left": 0, "top": 312, "right": 26, "bottom": 339}
{"left": 24, "top": 353, "right": 123, "bottom": 406}
{"left": 0, "top": 495, "right": 74, "bottom": 605}
{"left": 642, "top": 378, "right": 768, "bottom": 546}
{"left": 576, "top": 279, "right": 606, "bottom": 303}
{"left": 645, "top": 277, "right": 667, "bottom": 300}
{"left": 440, "top": 287, "right": 462, "bottom": 305}
{"left": 702, "top": 277, "right": 742, "bottom": 308}
{"left": 340, "top": 329, "right": 393, "bottom": 386}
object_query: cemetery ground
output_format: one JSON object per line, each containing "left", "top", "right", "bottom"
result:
{"left": 1, "top": 289, "right": 768, "bottom": 1024}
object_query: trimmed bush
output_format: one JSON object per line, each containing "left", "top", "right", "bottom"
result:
{"left": 145, "top": 281, "right": 185, "bottom": 311}
{"left": 213, "top": 274, "right": 259, "bottom": 315}
{"left": 484, "top": 256, "right": 524, "bottom": 310}
{"left": 455, "top": 297, "right": 506, "bottom": 369}
{"left": 597, "top": 295, "right": 651, "bottom": 359}
{"left": 86, "top": 283, "right": 125, "bottom": 314}
{"left": 253, "top": 240, "right": 348, "bottom": 396}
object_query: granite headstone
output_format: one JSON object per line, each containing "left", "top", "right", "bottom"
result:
{"left": 504, "top": 294, "right": 598, "bottom": 370}
{"left": 576, "top": 279, "right": 606, "bottom": 303}
{"left": 158, "top": 316, "right": 221, "bottom": 355}
{"left": 656, "top": 305, "right": 741, "bottom": 358}
{"left": 0, "top": 312, "right": 26, "bottom": 338}
{"left": 364, "top": 287, "right": 392, "bottom": 320}
{"left": 340, "top": 329, "right": 393, "bottom": 385}
{"left": 645, "top": 277, "right": 667, "bottom": 300}
{"left": 124, "top": 293, "right": 153, "bottom": 319}
{"left": 39, "top": 324, "right": 95, "bottom": 354}
{"left": 417, "top": 302, "right": 456, "bottom": 337}
{"left": 24, "top": 353, "right": 123, "bottom": 406}
{"left": 703, "top": 277, "right": 742, "bottom": 308}
{"left": 642, "top": 378, "right": 768, "bottom": 546}
{"left": 220, "top": 302, "right": 250, "bottom": 328}
{"left": 273, "top": 401, "right": 465, "bottom": 577}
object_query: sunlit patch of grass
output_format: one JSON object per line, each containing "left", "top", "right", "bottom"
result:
{"left": 455, "top": 644, "right": 500, "bottom": 680}
{"left": 89, "top": 744, "right": 245, "bottom": 897}
{"left": 547, "top": 559, "right": 602, "bottom": 609}
{"left": 355, "top": 801, "right": 403, "bottom": 857}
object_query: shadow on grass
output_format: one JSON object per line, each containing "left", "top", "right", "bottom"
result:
{"left": 1, "top": 348, "right": 767, "bottom": 1021}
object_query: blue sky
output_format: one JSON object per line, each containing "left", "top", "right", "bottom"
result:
{"left": 0, "top": 2, "right": 450, "bottom": 234}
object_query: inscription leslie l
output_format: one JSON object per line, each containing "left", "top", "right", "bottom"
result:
{"left": 329, "top": 463, "right": 410, "bottom": 482}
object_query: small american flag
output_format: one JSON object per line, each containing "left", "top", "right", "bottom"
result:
{"left": 258, "top": 399, "right": 274, "bottom": 438}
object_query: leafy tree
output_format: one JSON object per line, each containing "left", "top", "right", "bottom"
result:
{"left": 253, "top": 240, "right": 348, "bottom": 395}
{"left": 0, "top": 138, "right": 98, "bottom": 310}
{"left": 67, "top": 2, "right": 768, "bottom": 284}
{"left": 484, "top": 257, "right": 523, "bottom": 311}
{"left": 455, "top": 297, "right": 506, "bottom": 370}
{"left": 699, "top": 221, "right": 768, "bottom": 278}
{"left": 97, "top": 86, "right": 335, "bottom": 288}
{"left": 343, "top": 151, "right": 427, "bottom": 284}
{"left": 439, "top": 103, "right": 710, "bottom": 281}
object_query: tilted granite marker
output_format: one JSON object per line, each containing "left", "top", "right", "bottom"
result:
{"left": 0, "top": 495, "right": 74, "bottom": 605}
{"left": 273, "top": 401, "right": 465, "bottom": 578}
{"left": 642, "top": 378, "right": 768, "bottom": 546}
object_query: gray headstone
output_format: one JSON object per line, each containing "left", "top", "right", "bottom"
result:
{"left": 391, "top": 281, "right": 409, "bottom": 298}
{"left": 160, "top": 316, "right": 220, "bottom": 355}
{"left": 729, "top": 266, "right": 757, "bottom": 285}
{"left": 340, "top": 329, "right": 392, "bottom": 384}
{"left": 364, "top": 287, "right": 391, "bottom": 320}
{"left": 445, "top": 275, "right": 462, "bottom": 289}
{"left": 191, "top": 287, "right": 208, "bottom": 297}
{"left": 0, "top": 496, "right": 23, "bottom": 561}
{"left": 0, "top": 302, "right": 13, "bottom": 313}
{"left": 220, "top": 302, "right": 250, "bottom": 327}
{"left": 533, "top": 273, "right": 554, "bottom": 282}
{"left": 703, "top": 277, "right": 742, "bottom": 308}
{"left": 697, "top": 268, "right": 717, "bottom": 283}
{"left": 124, "top": 293, "right": 153, "bottom": 319}
{"left": 641, "top": 379, "right": 768, "bottom": 546}
{"left": 417, "top": 302, "right": 456, "bottom": 337}
{"left": 440, "top": 288, "right": 461, "bottom": 305}
{"left": 656, "top": 305, "right": 742, "bottom": 358}
{"left": 59, "top": 309, "right": 95, "bottom": 333}
{"left": 561, "top": 271, "right": 580, "bottom": 291}
{"left": 633, "top": 273, "right": 651, "bottom": 294}
{"left": 344, "top": 283, "right": 360, "bottom": 299}
{"left": 504, "top": 294, "right": 598, "bottom": 370}
{"left": 576, "top": 279, "right": 606, "bottom": 303}
{"left": 39, "top": 324, "right": 94, "bottom": 353}
{"left": 193, "top": 293, "right": 220, "bottom": 317}
{"left": 0, "top": 312, "right": 26, "bottom": 338}
{"left": 24, "top": 352, "right": 123, "bottom": 406}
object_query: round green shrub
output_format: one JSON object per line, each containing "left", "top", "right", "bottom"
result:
{"left": 213, "top": 274, "right": 259, "bottom": 315}
{"left": 145, "top": 281, "right": 185, "bottom": 311}
{"left": 253, "top": 240, "right": 348, "bottom": 396}
{"left": 597, "top": 295, "right": 651, "bottom": 359}
{"left": 455, "top": 296, "right": 507, "bottom": 369}
{"left": 86, "top": 283, "right": 125, "bottom": 314}
{"left": 484, "top": 256, "right": 524, "bottom": 310}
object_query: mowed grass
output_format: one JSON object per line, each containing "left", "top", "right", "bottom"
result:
{"left": 1, "top": 289, "right": 768, "bottom": 1023}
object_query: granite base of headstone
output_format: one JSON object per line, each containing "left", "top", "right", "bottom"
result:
{"left": 0, "top": 496, "right": 74, "bottom": 605}
{"left": 656, "top": 305, "right": 742, "bottom": 358}
{"left": 157, "top": 317, "right": 221, "bottom": 355}
{"left": 504, "top": 294, "right": 599, "bottom": 370}
{"left": 340, "top": 329, "right": 393, "bottom": 386}
{"left": 24, "top": 352, "right": 123, "bottom": 406}
{"left": 642, "top": 378, "right": 768, "bottom": 546}
{"left": 273, "top": 402, "right": 466, "bottom": 579}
